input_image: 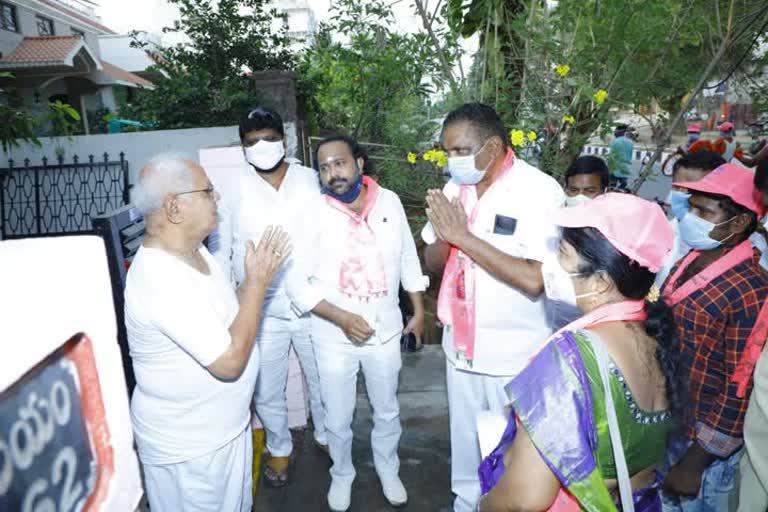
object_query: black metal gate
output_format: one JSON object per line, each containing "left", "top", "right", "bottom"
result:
{"left": 0, "top": 152, "right": 130, "bottom": 239}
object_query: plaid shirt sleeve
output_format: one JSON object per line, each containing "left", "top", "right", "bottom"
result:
{"left": 693, "top": 272, "right": 763, "bottom": 457}
{"left": 672, "top": 259, "right": 768, "bottom": 458}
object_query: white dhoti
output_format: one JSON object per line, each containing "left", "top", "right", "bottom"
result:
{"left": 444, "top": 332, "right": 513, "bottom": 512}
{"left": 142, "top": 427, "right": 252, "bottom": 512}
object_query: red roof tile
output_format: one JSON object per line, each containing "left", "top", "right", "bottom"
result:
{"left": 100, "top": 60, "right": 154, "bottom": 88}
{"left": 0, "top": 36, "right": 83, "bottom": 64}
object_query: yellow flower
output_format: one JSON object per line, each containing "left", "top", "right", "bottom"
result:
{"left": 407, "top": 151, "right": 417, "bottom": 164}
{"left": 527, "top": 131, "right": 537, "bottom": 142}
{"left": 562, "top": 115, "right": 576, "bottom": 124}
{"left": 594, "top": 89, "right": 609, "bottom": 105}
{"left": 437, "top": 154, "right": 448, "bottom": 168}
{"left": 555, "top": 64, "right": 570, "bottom": 77}
{"left": 646, "top": 286, "right": 660, "bottom": 303}
{"left": 510, "top": 129, "right": 525, "bottom": 147}
{"left": 423, "top": 149, "right": 437, "bottom": 162}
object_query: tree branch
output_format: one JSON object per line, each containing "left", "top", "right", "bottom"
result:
{"left": 413, "top": 0, "right": 462, "bottom": 98}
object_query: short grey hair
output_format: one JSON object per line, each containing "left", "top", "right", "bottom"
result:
{"left": 132, "top": 153, "right": 196, "bottom": 215}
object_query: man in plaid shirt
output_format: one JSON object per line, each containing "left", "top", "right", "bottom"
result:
{"left": 660, "top": 163, "right": 768, "bottom": 511}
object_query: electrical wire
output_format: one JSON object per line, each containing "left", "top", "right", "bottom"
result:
{"left": 702, "top": 5, "right": 768, "bottom": 90}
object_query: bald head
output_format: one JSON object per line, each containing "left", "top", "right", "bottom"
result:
{"left": 132, "top": 154, "right": 198, "bottom": 215}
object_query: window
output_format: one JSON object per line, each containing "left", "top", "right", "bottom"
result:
{"left": 1, "top": 2, "right": 18, "bottom": 32}
{"left": 36, "top": 15, "right": 54, "bottom": 36}
{"left": 71, "top": 28, "right": 85, "bottom": 39}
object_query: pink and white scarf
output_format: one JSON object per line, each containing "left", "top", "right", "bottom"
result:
{"left": 325, "top": 176, "right": 388, "bottom": 301}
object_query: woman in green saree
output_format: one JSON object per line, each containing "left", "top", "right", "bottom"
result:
{"left": 478, "top": 193, "right": 687, "bottom": 511}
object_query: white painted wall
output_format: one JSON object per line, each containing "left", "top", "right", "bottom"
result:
{"left": 99, "top": 33, "right": 160, "bottom": 74}
{"left": 1, "top": 123, "right": 302, "bottom": 184}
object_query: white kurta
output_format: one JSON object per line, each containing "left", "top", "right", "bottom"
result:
{"left": 421, "top": 157, "right": 564, "bottom": 512}
{"left": 210, "top": 159, "right": 327, "bottom": 456}
{"left": 300, "top": 184, "right": 427, "bottom": 485}
{"left": 738, "top": 348, "right": 768, "bottom": 512}
{"left": 655, "top": 217, "right": 691, "bottom": 289}
{"left": 125, "top": 246, "right": 256, "bottom": 510}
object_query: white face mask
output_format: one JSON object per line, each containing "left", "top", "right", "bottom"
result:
{"left": 542, "top": 253, "right": 600, "bottom": 327}
{"left": 678, "top": 211, "right": 735, "bottom": 251}
{"left": 565, "top": 194, "right": 592, "bottom": 207}
{"left": 243, "top": 140, "right": 285, "bottom": 172}
{"left": 447, "top": 140, "right": 492, "bottom": 185}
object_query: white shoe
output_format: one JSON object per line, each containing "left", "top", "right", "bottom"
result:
{"left": 327, "top": 478, "right": 352, "bottom": 512}
{"left": 380, "top": 474, "right": 408, "bottom": 507}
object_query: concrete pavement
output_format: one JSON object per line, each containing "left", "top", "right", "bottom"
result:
{"left": 255, "top": 345, "right": 451, "bottom": 512}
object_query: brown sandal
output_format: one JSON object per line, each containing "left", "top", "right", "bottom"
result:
{"left": 263, "top": 455, "right": 290, "bottom": 487}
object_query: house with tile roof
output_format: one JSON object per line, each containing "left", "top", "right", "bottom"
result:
{"left": 0, "top": 0, "right": 153, "bottom": 135}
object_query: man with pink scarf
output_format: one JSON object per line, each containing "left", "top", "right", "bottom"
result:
{"left": 299, "top": 135, "right": 428, "bottom": 512}
{"left": 423, "top": 103, "right": 565, "bottom": 511}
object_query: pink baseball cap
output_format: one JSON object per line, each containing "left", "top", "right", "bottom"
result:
{"left": 687, "top": 123, "right": 702, "bottom": 133}
{"left": 719, "top": 121, "right": 734, "bottom": 132}
{"left": 674, "top": 163, "right": 763, "bottom": 215}
{"left": 553, "top": 193, "right": 673, "bottom": 272}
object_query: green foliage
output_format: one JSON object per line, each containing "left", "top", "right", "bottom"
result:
{"left": 48, "top": 100, "right": 81, "bottom": 135}
{"left": 46, "top": 99, "right": 83, "bottom": 157}
{"left": 297, "top": 0, "right": 461, "bottom": 215}
{"left": 0, "top": 72, "right": 40, "bottom": 152}
{"left": 120, "top": 0, "right": 293, "bottom": 129}
{"left": 449, "top": 0, "right": 768, "bottom": 178}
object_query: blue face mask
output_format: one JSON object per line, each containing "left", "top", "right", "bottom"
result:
{"left": 667, "top": 190, "right": 691, "bottom": 221}
{"left": 323, "top": 173, "right": 363, "bottom": 203}
{"left": 678, "top": 212, "right": 735, "bottom": 250}
{"left": 687, "top": 133, "right": 700, "bottom": 142}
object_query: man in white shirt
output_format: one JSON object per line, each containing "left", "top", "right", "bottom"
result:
{"left": 303, "top": 135, "right": 428, "bottom": 512}
{"left": 654, "top": 150, "right": 725, "bottom": 288}
{"left": 738, "top": 161, "right": 768, "bottom": 512}
{"left": 422, "top": 103, "right": 564, "bottom": 512}
{"left": 125, "top": 153, "right": 290, "bottom": 511}
{"left": 212, "top": 106, "right": 329, "bottom": 486}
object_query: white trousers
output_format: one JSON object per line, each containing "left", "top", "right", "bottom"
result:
{"left": 315, "top": 338, "right": 402, "bottom": 484}
{"left": 255, "top": 315, "right": 326, "bottom": 456}
{"left": 142, "top": 427, "right": 252, "bottom": 512}
{"left": 446, "top": 360, "right": 512, "bottom": 512}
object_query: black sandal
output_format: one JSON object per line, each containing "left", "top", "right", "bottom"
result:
{"left": 263, "top": 456, "right": 290, "bottom": 487}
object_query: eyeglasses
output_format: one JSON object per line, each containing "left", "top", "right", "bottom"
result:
{"left": 176, "top": 185, "right": 215, "bottom": 199}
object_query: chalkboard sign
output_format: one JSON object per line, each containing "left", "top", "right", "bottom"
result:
{"left": 0, "top": 334, "right": 113, "bottom": 512}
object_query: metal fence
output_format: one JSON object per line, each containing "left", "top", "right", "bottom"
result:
{"left": 0, "top": 153, "right": 130, "bottom": 239}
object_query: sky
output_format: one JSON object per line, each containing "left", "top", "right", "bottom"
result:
{"left": 96, "top": 0, "right": 475, "bottom": 83}
{"left": 96, "top": 0, "right": 416, "bottom": 35}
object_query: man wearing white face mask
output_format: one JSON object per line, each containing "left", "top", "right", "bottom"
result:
{"left": 660, "top": 163, "right": 768, "bottom": 511}
{"left": 654, "top": 150, "right": 725, "bottom": 289}
{"left": 211, "top": 106, "right": 332, "bottom": 487}
{"left": 563, "top": 155, "right": 609, "bottom": 207}
{"left": 422, "top": 102, "right": 564, "bottom": 512}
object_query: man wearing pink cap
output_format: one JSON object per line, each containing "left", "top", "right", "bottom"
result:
{"left": 737, "top": 161, "right": 768, "bottom": 512}
{"left": 713, "top": 121, "right": 744, "bottom": 163}
{"left": 662, "top": 123, "right": 715, "bottom": 174}
{"left": 656, "top": 151, "right": 726, "bottom": 289}
{"left": 660, "top": 163, "right": 768, "bottom": 511}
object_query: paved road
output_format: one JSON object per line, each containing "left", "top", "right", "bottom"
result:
{"left": 256, "top": 345, "right": 451, "bottom": 512}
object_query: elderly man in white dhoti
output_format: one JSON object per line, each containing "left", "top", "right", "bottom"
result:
{"left": 124, "top": 153, "right": 289, "bottom": 511}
